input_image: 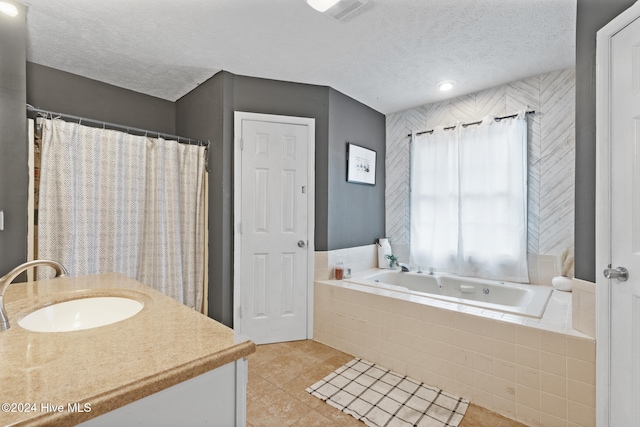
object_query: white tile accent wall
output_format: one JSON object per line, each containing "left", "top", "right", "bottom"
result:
{"left": 386, "top": 68, "right": 576, "bottom": 281}
{"left": 314, "top": 280, "right": 595, "bottom": 427}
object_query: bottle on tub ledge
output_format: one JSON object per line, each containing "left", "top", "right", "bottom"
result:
{"left": 334, "top": 262, "right": 352, "bottom": 280}
{"left": 377, "top": 238, "right": 392, "bottom": 268}
{"left": 334, "top": 261, "right": 344, "bottom": 280}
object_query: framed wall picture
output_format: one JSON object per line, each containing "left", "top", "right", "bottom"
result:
{"left": 347, "top": 143, "right": 376, "bottom": 185}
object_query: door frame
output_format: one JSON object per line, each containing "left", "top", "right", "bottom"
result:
{"left": 233, "top": 111, "right": 316, "bottom": 340}
{"left": 596, "top": 3, "right": 640, "bottom": 425}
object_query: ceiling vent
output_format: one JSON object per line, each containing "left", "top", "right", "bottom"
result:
{"left": 327, "top": 0, "right": 368, "bottom": 20}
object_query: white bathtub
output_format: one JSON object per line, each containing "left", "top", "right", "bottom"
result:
{"left": 345, "top": 270, "right": 552, "bottom": 318}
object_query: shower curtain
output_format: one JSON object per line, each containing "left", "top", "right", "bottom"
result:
{"left": 37, "top": 119, "right": 207, "bottom": 311}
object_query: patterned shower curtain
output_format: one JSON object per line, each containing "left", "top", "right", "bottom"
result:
{"left": 37, "top": 119, "right": 207, "bottom": 311}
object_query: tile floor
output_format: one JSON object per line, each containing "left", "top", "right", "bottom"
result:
{"left": 246, "top": 340, "right": 527, "bottom": 427}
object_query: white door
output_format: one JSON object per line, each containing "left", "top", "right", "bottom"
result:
{"left": 596, "top": 4, "right": 640, "bottom": 426}
{"left": 234, "top": 112, "right": 315, "bottom": 345}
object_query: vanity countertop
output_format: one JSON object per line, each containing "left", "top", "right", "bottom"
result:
{"left": 0, "top": 272, "right": 256, "bottom": 426}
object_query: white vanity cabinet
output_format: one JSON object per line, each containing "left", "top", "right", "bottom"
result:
{"left": 79, "top": 358, "right": 249, "bottom": 427}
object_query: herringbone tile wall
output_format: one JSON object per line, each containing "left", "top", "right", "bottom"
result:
{"left": 385, "top": 68, "right": 575, "bottom": 274}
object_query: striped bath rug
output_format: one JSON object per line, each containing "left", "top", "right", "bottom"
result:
{"left": 306, "top": 358, "right": 469, "bottom": 427}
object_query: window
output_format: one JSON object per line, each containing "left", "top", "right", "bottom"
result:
{"left": 410, "top": 115, "right": 528, "bottom": 282}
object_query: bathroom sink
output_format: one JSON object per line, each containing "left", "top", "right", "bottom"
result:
{"left": 18, "top": 297, "right": 143, "bottom": 332}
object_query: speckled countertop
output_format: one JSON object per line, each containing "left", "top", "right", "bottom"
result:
{"left": 0, "top": 273, "right": 256, "bottom": 427}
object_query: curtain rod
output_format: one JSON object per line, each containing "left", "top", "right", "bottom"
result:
{"left": 406, "top": 110, "right": 536, "bottom": 138}
{"left": 26, "top": 105, "right": 210, "bottom": 148}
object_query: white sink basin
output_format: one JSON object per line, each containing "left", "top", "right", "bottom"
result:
{"left": 18, "top": 297, "right": 144, "bottom": 332}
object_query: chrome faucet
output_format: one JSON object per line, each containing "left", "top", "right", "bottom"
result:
{"left": 0, "top": 260, "right": 68, "bottom": 332}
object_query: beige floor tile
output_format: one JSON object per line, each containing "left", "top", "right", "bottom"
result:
{"left": 247, "top": 339, "right": 527, "bottom": 427}
{"left": 247, "top": 341, "right": 294, "bottom": 364}
{"left": 312, "top": 400, "right": 367, "bottom": 427}
{"left": 253, "top": 351, "right": 324, "bottom": 387}
{"left": 321, "top": 351, "right": 357, "bottom": 369}
{"left": 285, "top": 339, "right": 352, "bottom": 363}
{"left": 279, "top": 369, "right": 331, "bottom": 409}
{"left": 290, "top": 410, "right": 339, "bottom": 427}
{"left": 246, "top": 376, "right": 310, "bottom": 427}
{"left": 460, "top": 404, "right": 528, "bottom": 427}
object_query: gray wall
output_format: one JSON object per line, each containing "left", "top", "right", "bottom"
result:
{"left": 10, "top": 62, "right": 385, "bottom": 328}
{"left": 176, "top": 72, "right": 386, "bottom": 326}
{"left": 27, "top": 63, "right": 176, "bottom": 134}
{"left": 232, "top": 74, "right": 332, "bottom": 249}
{"left": 328, "top": 88, "right": 385, "bottom": 249}
{"left": 233, "top": 77, "right": 385, "bottom": 250}
{"left": 176, "top": 72, "right": 332, "bottom": 327}
{"left": 0, "top": 4, "right": 28, "bottom": 277}
{"left": 575, "top": 0, "right": 635, "bottom": 282}
{"left": 176, "top": 71, "right": 234, "bottom": 327}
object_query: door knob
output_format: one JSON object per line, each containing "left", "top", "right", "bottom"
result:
{"left": 603, "top": 266, "right": 629, "bottom": 282}
{"left": 298, "top": 240, "right": 306, "bottom": 248}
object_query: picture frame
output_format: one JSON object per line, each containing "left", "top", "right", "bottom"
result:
{"left": 347, "top": 143, "right": 376, "bottom": 185}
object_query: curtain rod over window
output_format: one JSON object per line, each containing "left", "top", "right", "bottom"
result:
{"left": 406, "top": 110, "right": 536, "bottom": 138}
{"left": 26, "top": 105, "right": 210, "bottom": 148}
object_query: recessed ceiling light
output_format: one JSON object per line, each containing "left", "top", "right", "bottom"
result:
{"left": 306, "top": 0, "right": 340, "bottom": 12}
{"left": 438, "top": 80, "right": 456, "bottom": 92}
{"left": 306, "top": 0, "right": 369, "bottom": 20}
{"left": 0, "top": 2, "right": 18, "bottom": 17}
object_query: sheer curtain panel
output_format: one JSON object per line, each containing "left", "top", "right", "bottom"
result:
{"left": 410, "top": 115, "right": 528, "bottom": 282}
{"left": 457, "top": 115, "right": 528, "bottom": 282}
{"left": 37, "top": 119, "right": 207, "bottom": 310}
{"left": 410, "top": 127, "right": 459, "bottom": 272}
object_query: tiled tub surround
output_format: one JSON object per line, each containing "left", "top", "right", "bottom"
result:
{"left": 571, "top": 278, "right": 595, "bottom": 339}
{"left": 314, "top": 274, "right": 595, "bottom": 427}
{"left": 315, "top": 244, "right": 378, "bottom": 280}
{"left": 316, "top": 246, "right": 565, "bottom": 287}
{"left": 386, "top": 68, "right": 576, "bottom": 284}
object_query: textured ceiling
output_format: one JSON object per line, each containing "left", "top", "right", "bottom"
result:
{"left": 22, "top": 0, "right": 576, "bottom": 114}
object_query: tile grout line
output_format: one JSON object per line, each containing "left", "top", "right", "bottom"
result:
{"left": 250, "top": 347, "right": 355, "bottom": 426}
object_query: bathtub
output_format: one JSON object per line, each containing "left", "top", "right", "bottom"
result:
{"left": 345, "top": 270, "right": 552, "bottom": 318}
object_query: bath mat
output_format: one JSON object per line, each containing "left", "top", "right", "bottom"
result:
{"left": 306, "top": 358, "right": 469, "bottom": 427}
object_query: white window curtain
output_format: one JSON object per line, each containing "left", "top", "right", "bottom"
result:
{"left": 410, "top": 126, "right": 459, "bottom": 272}
{"left": 37, "top": 119, "right": 208, "bottom": 310}
{"left": 410, "top": 114, "right": 528, "bottom": 282}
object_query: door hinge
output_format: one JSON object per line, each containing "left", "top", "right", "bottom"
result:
{"left": 239, "top": 138, "right": 244, "bottom": 150}
{"left": 239, "top": 222, "right": 243, "bottom": 234}
{"left": 238, "top": 306, "right": 243, "bottom": 319}
{"left": 302, "top": 186, "right": 306, "bottom": 194}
